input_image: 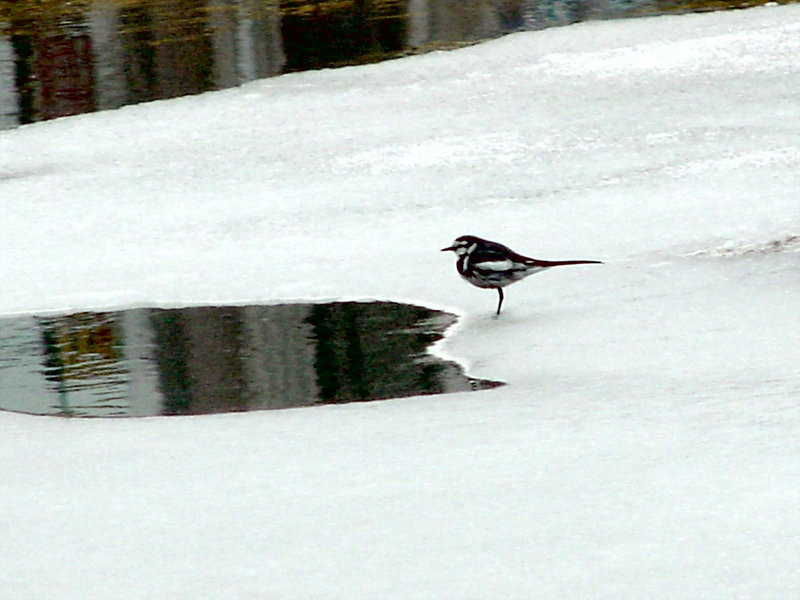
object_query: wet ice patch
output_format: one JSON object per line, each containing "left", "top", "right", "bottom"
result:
{"left": 689, "top": 234, "right": 800, "bottom": 257}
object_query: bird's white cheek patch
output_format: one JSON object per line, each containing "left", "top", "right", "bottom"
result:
{"left": 472, "top": 260, "right": 515, "bottom": 271}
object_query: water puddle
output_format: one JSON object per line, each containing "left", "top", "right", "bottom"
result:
{"left": 0, "top": 301, "right": 501, "bottom": 417}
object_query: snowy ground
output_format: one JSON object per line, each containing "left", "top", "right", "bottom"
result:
{"left": 2, "top": 5, "right": 800, "bottom": 598}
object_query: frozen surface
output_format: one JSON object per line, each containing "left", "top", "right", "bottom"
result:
{"left": 1, "top": 5, "right": 799, "bottom": 598}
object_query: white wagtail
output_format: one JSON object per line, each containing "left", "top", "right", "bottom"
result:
{"left": 441, "top": 235, "right": 603, "bottom": 315}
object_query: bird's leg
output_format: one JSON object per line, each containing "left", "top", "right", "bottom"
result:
{"left": 496, "top": 288, "right": 504, "bottom": 316}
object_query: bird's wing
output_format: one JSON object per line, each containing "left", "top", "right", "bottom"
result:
{"left": 469, "top": 259, "right": 516, "bottom": 271}
{"left": 469, "top": 241, "right": 514, "bottom": 262}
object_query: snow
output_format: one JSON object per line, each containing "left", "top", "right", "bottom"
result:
{"left": 2, "top": 5, "right": 800, "bottom": 598}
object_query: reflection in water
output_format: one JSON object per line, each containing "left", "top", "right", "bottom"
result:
{"left": 0, "top": 302, "right": 500, "bottom": 417}
{"left": 40, "top": 312, "right": 128, "bottom": 416}
{"left": 1, "top": 0, "right": 779, "bottom": 129}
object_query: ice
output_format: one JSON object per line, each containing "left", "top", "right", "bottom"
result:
{"left": 1, "top": 4, "right": 799, "bottom": 598}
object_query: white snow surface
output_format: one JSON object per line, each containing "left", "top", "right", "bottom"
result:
{"left": 2, "top": 5, "right": 800, "bottom": 598}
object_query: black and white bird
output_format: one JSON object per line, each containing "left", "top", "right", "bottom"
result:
{"left": 441, "top": 235, "right": 602, "bottom": 316}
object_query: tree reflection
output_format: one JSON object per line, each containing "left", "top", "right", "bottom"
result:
{"left": 0, "top": 302, "right": 499, "bottom": 417}
{"left": 0, "top": 0, "right": 593, "bottom": 128}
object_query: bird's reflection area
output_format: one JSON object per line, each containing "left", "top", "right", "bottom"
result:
{"left": 0, "top": 302, "right": 502, "bottom": 417}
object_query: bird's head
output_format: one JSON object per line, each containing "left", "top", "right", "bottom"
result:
{"left": 441, "top": 235, "right": 480, "bottom": 256}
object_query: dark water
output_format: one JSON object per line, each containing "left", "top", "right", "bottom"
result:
{"left": 0, "top": 302, "right": 501, "bottom": 417}
{"left": 1, "top": 0, "right": 787, "bottom": 129}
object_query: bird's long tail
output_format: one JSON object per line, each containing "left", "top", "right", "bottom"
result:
{"left": 531, "top": 259, "right": 604, "bottom": 267}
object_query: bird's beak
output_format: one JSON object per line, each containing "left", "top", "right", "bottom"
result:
{"left": 441, "top": 245, "right": 456, "bottom": 252}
